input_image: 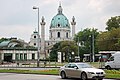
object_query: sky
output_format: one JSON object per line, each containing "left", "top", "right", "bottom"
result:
{"left": 0, "top": 0, "right": 120, "bottom": 42}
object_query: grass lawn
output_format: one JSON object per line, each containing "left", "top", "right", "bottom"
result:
{"left": 104, "top": 70, "right": 120, "bottom": 79}
{"left": 0, "top": 62, "right": 119, "bottom": 79}
{"left": 0, "top": 69, "right": 59, "bottom": 75}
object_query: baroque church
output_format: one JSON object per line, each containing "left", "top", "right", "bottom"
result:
{"left": 29, "top": 3, "right": 76, "bottom": 59}
{"left": 0, "top": 3, "right": 76, "bottom": 63}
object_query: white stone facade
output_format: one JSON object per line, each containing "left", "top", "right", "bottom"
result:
{"left": 49, "top": 27, "right": 71, "bottom": 41}
{"left": 0, "top": 49, "right": 37, "bottom": 62}
{"left": 29, "top": 4, "right": 76, "bottom": 59}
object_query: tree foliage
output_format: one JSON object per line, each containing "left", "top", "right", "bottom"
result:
{"left": 49, "top": 42, "right": 60, "bottom": 61}
{"left": 49, "top": 41, "right": 78, "bottom": 61}
{"left": 74, "top": 28, "right": 99, "bottom": 55}
{"left": 106, "top": 16, "right": 120, "bottom": 31}
{"left": 96, "top": 28, "right": 120, "bottom": 51}
{"left": 59, "top": 41, "right": 78, "bottom": 54}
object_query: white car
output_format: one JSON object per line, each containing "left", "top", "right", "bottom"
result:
{"left": 59, "top": 63, "right": 105, "bottom": 80}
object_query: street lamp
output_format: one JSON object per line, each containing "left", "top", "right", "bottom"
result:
{"left": 72, "top": 52, "right": 75, "bottom": 62}
{"left": 89, "top": 35, "right": 92, "bottom": 63}
{"left": 33, "top": 6, "right": 40, "bottom": 67}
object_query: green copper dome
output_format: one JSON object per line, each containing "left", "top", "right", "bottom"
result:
{"left": 50, "top": 4, "right": 70, "bottom": 29}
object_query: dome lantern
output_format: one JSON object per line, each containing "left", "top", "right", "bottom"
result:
{"left": 58, "top": 2, "right": 63, "bottom": 14}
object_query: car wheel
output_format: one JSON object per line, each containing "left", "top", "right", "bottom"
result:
{"left": 106, "top": 66, "right": 111, "bottom": 70}
{"left": 61, "top": 71, "right": 66, "bottom": 79}
{"left": 81, "top": 72, "right": 87, "bottom": 80}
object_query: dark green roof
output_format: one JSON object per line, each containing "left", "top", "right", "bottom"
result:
{"left": 0, "top": 40, "right": 10, "bottom": 47}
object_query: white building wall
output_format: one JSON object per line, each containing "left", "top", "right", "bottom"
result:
{"left": 35, "top": 52, "right": 37, "bottom": 59}
{"left": 50, "top": 28, "right": 71, "bottom": 41}
{"left": 27, "top": 53, "right": 31, "bottom": 60}
{"left": 12, "top": 53, "right": 15, "bottom": 60}
{"left": 1, "top": 53, "right": 4, "bottom": 60}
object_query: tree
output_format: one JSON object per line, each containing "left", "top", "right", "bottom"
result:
{"left": 59, "top": 41, "right": 78, "bottom": 62}
{"left": 106, "top": 16, "right": 120, "bottom": 31}
{"left": 74, "top": 28, "right": 99, "bottom": 59}
{"left": 59, "top": 41, "right": 77, "bottom": 54}
{"left": 96, "top": 28, "right": 120, "bottom": 51}
{"left": 49, "top": 41, "right": 78, "bottom": 62}
{"left": 49, "top": 42, "right": 60, "bottom": 61}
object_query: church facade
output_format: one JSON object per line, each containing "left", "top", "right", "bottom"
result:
{"left": 0, "top": 4, "right": 102, "bottom": 63}
{"left": 0, "top": 4, "right": 76, "bottom": 63}
{"left": 29, "top": 4, "right": 76, "bottom": 59}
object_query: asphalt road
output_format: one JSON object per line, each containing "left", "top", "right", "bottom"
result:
{"left": 0, "top": 73, "right": 117, "bottom": 80}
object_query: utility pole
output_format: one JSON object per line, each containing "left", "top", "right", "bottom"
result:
{"left": 92, "top": 29, "right": 95, "bottom": 62}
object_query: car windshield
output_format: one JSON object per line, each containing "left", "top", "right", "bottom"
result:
{"left": 77, "top": 63, "right": 93, "bottom": 68}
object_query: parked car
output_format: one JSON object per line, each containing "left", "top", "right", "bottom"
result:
{"left": 105, "top": 52, "right": 120, "bottom": 70}
{"left": 59, "top": 63, "right": 105, "bottom": 80}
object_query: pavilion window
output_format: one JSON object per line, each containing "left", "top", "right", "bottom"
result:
{"left": 15, "top": 54, "right": 19, "bottom": 61}
{"left": 20, "top": 54, "right": 23, "bottom": 60}
{"left": 24, "top": 54, "right": 27, "bottom": 61}
{"left": 32, "top": 54, "right": 35, "bottom": 60}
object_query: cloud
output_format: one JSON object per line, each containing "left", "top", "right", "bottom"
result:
{"left": 0, "top": 24, "right": 34, "bottom": 41}
{"left": 0, "top": 0, "right": 120, "bottom": 42}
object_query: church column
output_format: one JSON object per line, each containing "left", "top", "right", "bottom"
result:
{"left": 40, "top": 16, "right": 46, "bottom": 58}
{"left": 71, "top": 16, "right": 76, "bottom": 39}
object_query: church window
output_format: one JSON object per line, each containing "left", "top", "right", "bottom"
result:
{"left": 57, "top": 32, "right": 60, "bottom": 38}
{"left": 66, "top": 32, "right": 68, "bottom": 38}
{"left": 34, "top": 43, "right": 36, "bottom": 46}
{"left": 47, "top": 50, "right": 49, "bottom": 53}
{"left": 51, "top": 32, "right": 52, "bottom": 38}
{"left": 58, "top": 18, "right": 60, "bottom": 20}
{"left": 34, "top": 36, "right": 36, "bottom": 38}
{"left": 58, "top": 24, "right": 60, "bottom": 27}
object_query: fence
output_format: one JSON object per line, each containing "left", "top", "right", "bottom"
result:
{"left": 0, "top": 60, "right": 106, "bottom": 69}
{"left": 0, "top": 60, "right": 65, "bottom": 68}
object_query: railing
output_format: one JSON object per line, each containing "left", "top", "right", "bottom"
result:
{"left": 0, "top": 61, "right": 65, "bottom": 68}
{"left": 0, "top": 61, "right": 106, "bottom": 69}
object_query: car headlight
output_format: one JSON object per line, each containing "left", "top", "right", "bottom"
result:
{"left": 88, "top": 72, "right": 95, "bottom": 74}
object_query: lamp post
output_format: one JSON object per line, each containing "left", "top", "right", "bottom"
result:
{"left": 33, "top": 6, "right": 40, "bottom": 67}
{"left": 89, "top": 35, "right": 92, "bottom": 63}
{"left": 72, "top": 52, "right": 74, "bottom": 62}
